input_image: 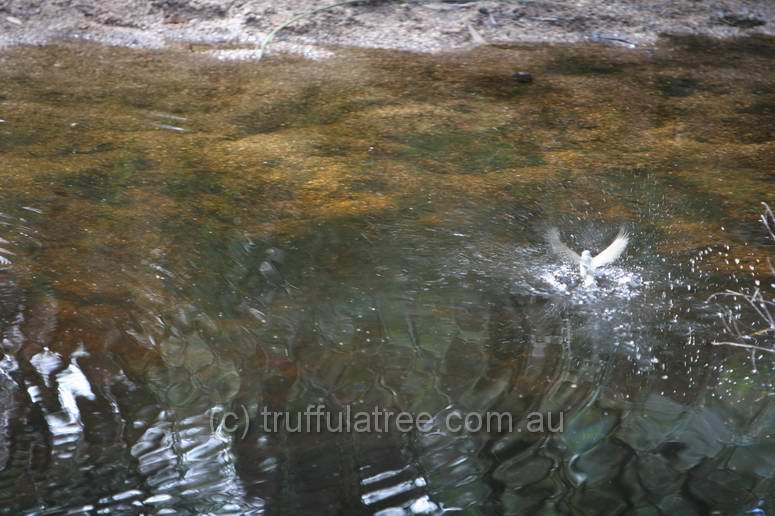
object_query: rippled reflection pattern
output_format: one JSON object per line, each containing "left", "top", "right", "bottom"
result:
{"left": 0, "top": 37, "right": 773, "bottom": 514}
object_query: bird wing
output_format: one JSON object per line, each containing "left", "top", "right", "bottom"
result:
{"left": 545, "top": 227, "right": 580, "bottom": 264}
{"left": 592, "top": 228, "right": 629, "bottom": 268}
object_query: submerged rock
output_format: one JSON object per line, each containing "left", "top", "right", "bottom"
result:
{"left": 512, "top": 71, "right": 534, "bottom": 83}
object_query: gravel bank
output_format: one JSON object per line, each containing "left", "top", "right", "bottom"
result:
{"left": 0, "top": 0, "right": 773, "bottom": 57}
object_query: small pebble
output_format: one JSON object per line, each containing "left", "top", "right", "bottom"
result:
{"left": 512, "top": 71, "right": 533, "bottom": 83}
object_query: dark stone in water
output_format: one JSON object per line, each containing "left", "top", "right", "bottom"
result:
{"left": 512, "top": 71, "right": 533, "bottom": 83}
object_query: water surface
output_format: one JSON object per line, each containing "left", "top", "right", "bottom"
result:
{"left": 0, "top": 37, "right": 774, "bottom": 514}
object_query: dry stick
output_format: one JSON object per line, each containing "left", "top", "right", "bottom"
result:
{"left": 258, "top": 0, "right": 390, "bottom": 60}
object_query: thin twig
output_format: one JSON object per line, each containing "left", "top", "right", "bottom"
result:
{"left": 707, "top": 203, "right": 775, "bottom": 357}
{"left": 258, "top": 0, "right": 388, "bottom": 60}
{"left": 467, "top": 23, "right": 487, "bottom": 45}
{"left": 711, "top": 341, "right": 775, "bottom": 354}
{"left": 761, "top": 202, "right": 775, "bottom": 241}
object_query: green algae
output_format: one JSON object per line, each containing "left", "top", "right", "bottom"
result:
{"left": 0, "top": 37, "right": 771, "bottom": 327}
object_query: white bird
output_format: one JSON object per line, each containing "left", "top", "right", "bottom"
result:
{"left": 0, "top": 244, "right": 12, "bottom": 266}
{"left": 546, "top": 227, "right": 629, "bottom": 287}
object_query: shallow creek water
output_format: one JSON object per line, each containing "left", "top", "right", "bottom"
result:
{"left": 0, "top": 37, "right": 774, "bottom": 515}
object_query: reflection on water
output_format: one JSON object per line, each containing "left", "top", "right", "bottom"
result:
{"left": 0, "top": 36, "right": 774, "bottom": 514}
